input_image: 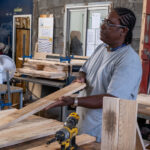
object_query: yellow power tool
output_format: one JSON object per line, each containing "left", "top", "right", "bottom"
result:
{"left": 47, "top": 112, "right": 80, "bottom": 150}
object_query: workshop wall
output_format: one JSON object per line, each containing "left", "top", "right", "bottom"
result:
{"left": 33, "top": 0, "right": 143, "bottom": 54}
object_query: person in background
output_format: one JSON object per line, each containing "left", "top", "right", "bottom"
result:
{"left": 70, "top": 31, "right": 83, "bottom": 56}
{"left": 45, "top": 7, "right": 142, "bottom": 142}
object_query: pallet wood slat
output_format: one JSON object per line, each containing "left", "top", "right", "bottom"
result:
{"left": 19, "top": 57, "right": 86, "bottom": 66}
{"left": 0, "top": 82, "right": 86, "bottom": 130}
{"left": 101, "top": 97, "right": 119, "bottom": 150}
{"left": 137, "top": 94, "right": 150, "bottom": 106}
{"left": 0, "top": 110, "right": 63, "bottom": 148}
{"left": 27, "top": 134, "right": 96, "bottom": 150}
{"left": 0, "top": 109, "right": 17, "bottom": 119}
{"left": 138, "top": 104, "right": 150, "bottom": 116}
{"left": 18, "top": 58, "right": 69, "bottom": 66}
{"left": 101, "top": 97, "right": 137, "bottom": 150}
{"left": 17, "top": 68, "right": 67, "bottom": 79}
{"left": 0, "top": 120, "right": 63, "bottom": 148}
{"left": 24, "top": 61, "right": 68, "bottom": 71}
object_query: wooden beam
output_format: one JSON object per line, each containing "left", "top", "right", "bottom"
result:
{"left": 0, "top": 82, "right": 86, "bottom": 130}
{"left": 27, "top": 134, "right": 96, "bottom": 150}
{"left": 101, "top": 97, "right": 137, "bottom": 150}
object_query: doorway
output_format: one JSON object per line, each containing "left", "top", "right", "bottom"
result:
{"left": 12, "top": 15, "right": 32, "bottom": 68}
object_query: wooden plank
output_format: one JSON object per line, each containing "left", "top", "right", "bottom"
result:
{"left": 0, "top": 109, "right": 17, "bottom": 118}
{"left": 135, "top": 124, "right": 146, "bottom": 150}
{"left": 137, "top": 94, "right": 150, "bottom": 106}
{"left": 138, "top": 104, "right": 150, "bottom": 116}
{"left": 27, "top": 134, "right": 96, "bottom": 150}
{"left": 117, "top": 99, "right": 137, "bottom": 150}
{"left": 101, "top": 97, "right": 119, "bottom": 150}
{"left": 0, "top": 119, "right": 63, "bottom": 148}
{"left": 19, "top": 57, "right": 86, "bottom": 67}
{"left": 0, "top": 110, "right": 63, "bottom": 148}
{"left": 0, "top": 82, "right": 86, "bottom": 130}
{"left": 18, "top": 58, "right": 69, "bottom": 66}
{"left": 25, "top": 61, "right": 68, "bottom": 71}
{"left": 101, "top": 97, "right": 137, "bottom": 150}
{"left": 17, "top": 68, "right": 67, "bottom": 79}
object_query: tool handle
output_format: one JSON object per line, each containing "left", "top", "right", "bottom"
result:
{"left": 46, "top": 138, "right": 57, "bottom": 145}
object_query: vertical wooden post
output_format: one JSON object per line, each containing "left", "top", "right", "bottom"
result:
{"left": 101, "top": 97, "right": 137, "bottom": 150}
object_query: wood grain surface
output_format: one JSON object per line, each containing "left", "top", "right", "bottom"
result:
{"left": 0, "top": 82, "right": 86, "bottom": 130}
{"left": 0, "top": 109, "right": 63, "bottom": 148}
{"left": 101, "top": 97, "right": 137, "bottom": 150}
{"left": 27, "top": 134, "right": 96, "bottom": 150}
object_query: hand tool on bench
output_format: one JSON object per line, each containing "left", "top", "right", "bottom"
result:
{"left": 47, "top": 112, "right": 79, "bottom": 150}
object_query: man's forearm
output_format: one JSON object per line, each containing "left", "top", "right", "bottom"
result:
{"left": 77, "top": 94, "right": 115, "bottom": 109}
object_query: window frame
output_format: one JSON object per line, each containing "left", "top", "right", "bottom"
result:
{"left": 64, "top": 2, "right": 112, "bottom": 56}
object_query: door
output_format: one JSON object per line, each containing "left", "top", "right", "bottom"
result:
{"left": 13, "top": 15, "right": 31, "bottom": 68}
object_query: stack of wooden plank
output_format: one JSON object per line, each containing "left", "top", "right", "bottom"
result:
{"left": 17, "top": 58, "right": 69, "bottom": 80}
{"left": 17, "top": 57, "right": 87, "bottom": 80}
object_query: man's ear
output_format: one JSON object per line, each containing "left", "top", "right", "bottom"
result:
{"left": 121, "top": 27, "right": 129, "bottom": 35}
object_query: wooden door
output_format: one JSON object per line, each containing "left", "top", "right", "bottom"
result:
{"left": 15, "top": 16, "right": 31, "bottom": 68}
{"left": 16, "top": 29, "right": 30, "bottom": 68}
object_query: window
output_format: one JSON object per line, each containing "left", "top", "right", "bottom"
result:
{"left": 64, "top": 2, "right": 112, "bottom": 56}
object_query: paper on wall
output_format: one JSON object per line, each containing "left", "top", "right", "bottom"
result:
{"left": 86, "top": 44, "right": 95, "bottom": 56}
{"left": 87, "top": 29, "right": 95, "bottom": 44}
{"left": 95, "top": 29, "right": 103, "bottom": 45}
{"left": 38, "top": 16, "right": 54, "bottom": 53}
{"left": 92, "top": 13, "right": 101, "bottom": 29}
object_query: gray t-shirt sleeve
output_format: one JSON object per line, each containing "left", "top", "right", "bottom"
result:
{"left": 107, "top": 62, "right": 142, "bottom": 100}
{"left": 80, "top": 44, "right": 103, "bottom": 73}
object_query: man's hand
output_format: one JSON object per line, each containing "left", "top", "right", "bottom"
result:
{"left": 45, "top": 96, "right": 75, "bottom": 110}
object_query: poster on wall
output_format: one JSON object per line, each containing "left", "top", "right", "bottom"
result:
{"left": 86, "top": 12, "right": 103, "bottom": 56}
{"left": 38, "top": 15, "right": 54, "bottom": 53}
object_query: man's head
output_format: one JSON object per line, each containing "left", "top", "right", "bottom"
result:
{"left": 100, "top": 7, "right": 136, "bottom": 47}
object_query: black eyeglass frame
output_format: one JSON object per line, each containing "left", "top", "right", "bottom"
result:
{"left": 101, "top": 19, "right": 127, "bottom": 28}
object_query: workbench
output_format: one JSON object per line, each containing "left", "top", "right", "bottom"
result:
{"left": 2, "top": 136, "right": 100, "bottom": 150}
{"left": 0, "top": 84, "right": 23, "bottom": 109}
{"left": 13, "top": 76, "right": 66, "bottom": 88}
{"left": 0, "top": 108, "right": 99, "bottom": 150}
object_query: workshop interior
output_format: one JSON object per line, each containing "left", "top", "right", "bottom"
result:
{"left": 0, "top": 0, "right": 150, "bottom": 149}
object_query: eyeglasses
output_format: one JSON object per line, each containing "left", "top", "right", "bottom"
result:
{"left": 101, "top": 19, "right": 127, "bottom": 28}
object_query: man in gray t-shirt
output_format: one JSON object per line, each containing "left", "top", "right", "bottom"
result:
{"left": 77, "top": 43, "right": 142, "bottom": 141}
{"left": 45, "top": 7, "right": 142, "bottom": 142}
